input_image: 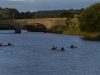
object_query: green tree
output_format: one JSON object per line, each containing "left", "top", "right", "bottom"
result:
{"left": 8, "top": 8, "right": 20, "bottom": 19}
{"left": 79, "top": 3, "right": 100, "bottom": 32}
{"left": 59, "top": 9, "right": 75, "bottom": 18}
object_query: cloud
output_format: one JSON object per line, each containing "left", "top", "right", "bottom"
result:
{"left": 1, "top": 0, "right": 100, "bottom": 11}
{"left": 6, "top": 0, "right": 34, "bottom": 2}
{"left": 7, "top": 0, "right": 26, "bottom": 1}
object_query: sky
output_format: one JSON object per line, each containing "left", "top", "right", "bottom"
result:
{"left": 0, "top": 0, "right": 100, "bottom": 12}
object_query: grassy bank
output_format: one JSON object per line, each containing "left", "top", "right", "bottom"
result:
{"left": 64, "top": 31, "right": 100, "bottom": 41}
{"left": 81, "top": 33, "right": 100, "bottom": 41}
{"left": 48, "top": 26, "right": 100, "bottom": 41}
{"left": 64, "top": 30, "right": 100, "bottom": 41}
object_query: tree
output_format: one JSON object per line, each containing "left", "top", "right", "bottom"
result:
{"left": 79, "top": 3, "right": 100, "bottom": 32}
{"left": 59, "top": 9, "right": 74, "bottom": 18}
{"left": 8, "top": 8, "right": 20, "bottom": 19}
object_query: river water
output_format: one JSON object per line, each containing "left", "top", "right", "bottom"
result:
{"left": 0, "top": 30, "right": 100, "bottom": 75}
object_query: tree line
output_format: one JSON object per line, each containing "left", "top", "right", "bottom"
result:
{"left": 0, "top": 7, "right": 82, "bottom": 19}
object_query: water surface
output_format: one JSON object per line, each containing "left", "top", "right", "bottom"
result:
{"left": 0, "top": 30, "right": 100, "bottom": 75}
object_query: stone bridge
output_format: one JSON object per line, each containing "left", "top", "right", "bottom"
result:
{"left": 0, "top": 18, "right": 66, "bottom": 33}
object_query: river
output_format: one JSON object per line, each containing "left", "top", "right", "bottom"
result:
{"left": 0, "top": 30, "right": 100, "bottom": 75}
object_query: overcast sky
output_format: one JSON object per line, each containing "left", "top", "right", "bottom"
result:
{"left": 0, "top": 0, "right": 100, "bottom": 11}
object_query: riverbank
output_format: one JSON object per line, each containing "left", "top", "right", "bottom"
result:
{"left": 81, "top": 33, "right": 100, "bottom": 41}
{"left": 64, "top": 31, "right": 100, "bottom": 41}
{"left": 48, "top": 28, "right": 100, "bottom": 41}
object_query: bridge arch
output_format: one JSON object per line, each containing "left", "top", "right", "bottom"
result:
{"left": 23, "top": 23, "right": 47, "bottom": 32}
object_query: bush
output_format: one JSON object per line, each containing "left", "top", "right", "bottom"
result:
{"left": 79, "top": 3, "right": 100, "bottom": 32}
